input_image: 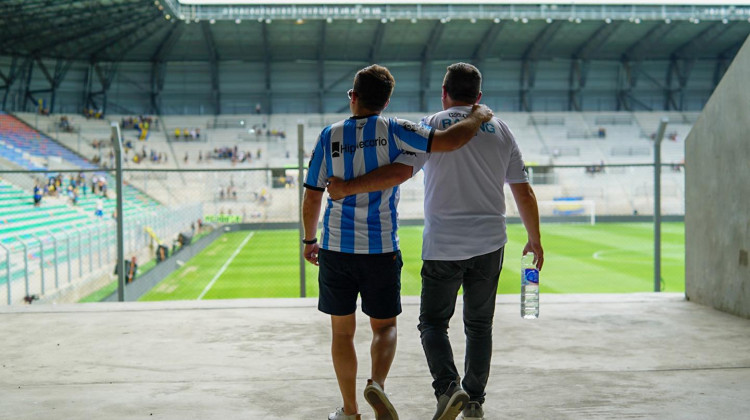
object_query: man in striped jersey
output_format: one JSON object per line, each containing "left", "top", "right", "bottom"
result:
{"left": 326, "top": 63, "right": 543, "bottom": 420}
{"left": 302, "top": 64, "right": 493, "bottom": 420}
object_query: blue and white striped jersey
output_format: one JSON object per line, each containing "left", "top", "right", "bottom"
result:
{"left": 304, "top": 114, "right": 435, "bottom": 254}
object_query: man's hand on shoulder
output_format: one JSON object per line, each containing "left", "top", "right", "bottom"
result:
{"left": 470, "top": 104, "right": 494, "bottom": 123}
{"left": 326, "top": 177, "right": 347, "bottom": 200}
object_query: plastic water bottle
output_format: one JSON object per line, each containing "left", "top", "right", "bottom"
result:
{"left": 521, "top": 252, "right": 539, "bottom": 319}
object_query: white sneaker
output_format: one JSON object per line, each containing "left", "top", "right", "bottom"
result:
{"left": 328, "top": 407, "right": 361, "bottom": 420}
{"left": 363, "top": 379, "right": 399, "bottom": 420}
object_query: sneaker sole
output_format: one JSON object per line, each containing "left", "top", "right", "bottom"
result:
{"left": 364, "top": 386, "right": 398, "bottom": 420}
{"left": 437, "top": 391, "right": 470, "bottom": 420}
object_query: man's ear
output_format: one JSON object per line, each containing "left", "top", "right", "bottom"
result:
{"left": 383, "top": 98, "right": 390, "bottom": 110}
{"left": 476, "top": 91, "right": 482, "bottom": 103}
{"left": 442, "top": 86, "right": 448, "bottom": 100}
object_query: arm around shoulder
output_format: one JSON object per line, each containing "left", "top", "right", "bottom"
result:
{"left": 430, "top": 104, "right": 494, "bottom": 152}
{"left": 327, "top": 163, "right": 413, "bottom": 200}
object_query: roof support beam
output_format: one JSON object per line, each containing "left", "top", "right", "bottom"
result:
{"left": 471, "top": 22, "right": 505, "bottom": 69}
{"left": 664, "top": 58, "right": 694, "bottom": 111}
{"left": 318, "top": 21, "right": 327, "bottom": 113}
{"left": 149, "top": 23, "right": 184, "bottom": 115}
{"left": 8, "top": 10, "right": 156, "bottom": 57}
{"left": 616, "top": 60, "right": 653, "bottom": 112}
{"left": 86, "top": 15, "right": 164, "bottom": 60}
{"left": 49, "top": 59, "right": 72, "bottom": 113}
{"left": 201, "top": 21, "right": 221, "bottom": 115}
{"left": 520, "top": 21, "right": 563, "bottom": 112}
{"left": 574, "top": 21, "right": 623, "bottom": 61}
{"left": 152, "top": 22, "right": 185, "bottom": 63}
{"left": 85, "top": 61, "right": 119, "bottom": 116}
{"left": 262, "top": 22, "right": 272, "bottom": 114}
{"left": 622, "top": 23, "right": 679, "bottom": 61}
{"left": 1, "top": 57, "right": 30, "bottom": 110}
{"left": 2, "top": 5, "right": 150, "bottom": 51}
{"left": 672, "top": 22, "right": 737, "bottom": 58}
{"left": 616, "top": 60, "right": 634, "bottom": 111}
{"left": 22, "top": 59, "right": 35, "bottom": 111}
{"left": 420, "top": 21, "right": 445, "bottom": 113}
{"left": 568, "top": 59, "right": 589, "bottom": 111}
{"left": 150, "top": 61, "right": 167, "bottom": 116}
{"left": 369, "top": 22, "right": 386, "bottom": 64}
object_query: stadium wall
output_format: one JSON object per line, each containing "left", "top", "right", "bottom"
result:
{"left": 685, "top": 36, "right": 750, "bottom": 319}
{"left": 103, "top": 225, "right": 224, "bottom": 302}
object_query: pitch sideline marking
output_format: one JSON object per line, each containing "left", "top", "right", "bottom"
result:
{"left": 197, "top": 231, "right": 255, "bottom": 300}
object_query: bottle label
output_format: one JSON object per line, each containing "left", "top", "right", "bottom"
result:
{"left": 523, "top": 268, "right": 539, "bottom": 285}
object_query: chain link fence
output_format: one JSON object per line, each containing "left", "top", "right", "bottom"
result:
{"left": 1, "top": 158, "right": 683, "bottom": 305}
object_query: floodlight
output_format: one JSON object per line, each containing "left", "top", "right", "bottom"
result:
{"left": 546, "top": 17, "right": 553, "bottom": 23}
{"left": 235, "top": 18, "right": 241, "bottom": 24}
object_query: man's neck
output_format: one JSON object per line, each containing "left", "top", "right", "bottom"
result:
{"left": 443, "top": 100, "right": 473, "bottom": 110}
{"left": 352, "top": 105, "right": 380, "bottom": 117}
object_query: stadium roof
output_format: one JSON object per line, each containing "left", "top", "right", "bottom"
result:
{"left": 1, "top": 1, "right": 749, "bottom": 63}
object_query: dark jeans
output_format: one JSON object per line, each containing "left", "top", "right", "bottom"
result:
{"left": 418, "top": 246, "right": 504, "bottom": 404}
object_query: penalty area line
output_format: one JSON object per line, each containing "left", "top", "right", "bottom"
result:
{"left": 197, "top": 231, "right": 254, "bottom": 300}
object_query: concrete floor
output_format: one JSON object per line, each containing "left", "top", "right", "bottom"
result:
{"left": 1, "top": 293, "right": 748, "bottom": 420}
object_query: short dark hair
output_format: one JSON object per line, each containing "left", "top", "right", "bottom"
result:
{"left": 353, "top": 64, "right": 395, "bottom": 112}
{"left": 443, "top": 63, "right": 482, "bottom": 104}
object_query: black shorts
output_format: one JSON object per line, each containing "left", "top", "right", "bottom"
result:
{"left": 317, "top": 248, "right": 403, "bottom": 319}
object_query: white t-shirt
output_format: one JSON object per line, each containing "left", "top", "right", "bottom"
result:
{"left": 396, "top": 106, "right": 528, "bottom": 261}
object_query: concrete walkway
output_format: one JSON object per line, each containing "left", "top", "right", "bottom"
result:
{"left": 1, "top": 293, "right": 748, "bottom": 420}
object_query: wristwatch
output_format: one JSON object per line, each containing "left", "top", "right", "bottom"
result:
{"left": 302, "top": 237, "right": 317, "bottom": 245}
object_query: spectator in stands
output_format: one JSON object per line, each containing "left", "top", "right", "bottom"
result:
{"left": 183, "top": 128, "right": 189, "bottom": 139}
{"left": 324, "top": 63, "right": 536, "bottom": 420}
{"left": 33, "top": 183, "right": 43, "bottom": 207}
{"left": 95, "top": 198, "right": 104, "bottom": 217}
{"left": 256, "top": 103, "right": 262, "bottom": 114}
{"left": 99, "top": 178, "right": 108, "bottom": 198}
{"left": 174, "top": 128, "right": 181, "bottom": 139}
{"left": 195, "top": 128, "right": 200, "bottom": 139}
{"left": 184, "top": 152, "right": 189, "bottom": 163}
{"left": 67, "top": 185, "right": 78, "bottom": 206}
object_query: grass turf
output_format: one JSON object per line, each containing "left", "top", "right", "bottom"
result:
{"left": 138, "top": 222, "right": 684, "bottom": 301}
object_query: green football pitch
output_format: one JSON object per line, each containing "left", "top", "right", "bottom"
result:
{"left": 139, "top": 222, "right": 685, "bottom": 301}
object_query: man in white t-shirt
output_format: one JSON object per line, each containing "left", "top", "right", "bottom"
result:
{"left": 327, "top": 63, "right": 543, "bottom": 420}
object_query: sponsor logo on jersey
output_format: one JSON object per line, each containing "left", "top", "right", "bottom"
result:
{"left": 333, "top": 137, "right": 388, "bottom": 155}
